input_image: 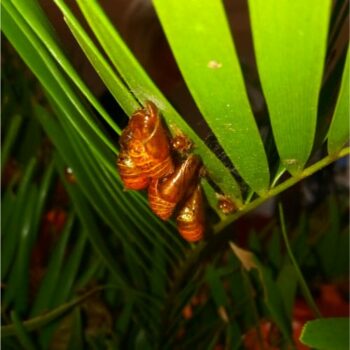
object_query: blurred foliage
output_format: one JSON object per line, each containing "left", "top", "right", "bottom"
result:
{"left": 1, "top": 0, "right": 349, "bottom": 349}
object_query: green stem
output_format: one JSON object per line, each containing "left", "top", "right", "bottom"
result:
{"left": 2, "top": 287, "right": 105, "bottom": 337}
{"left": 278, "top": 204, "right": 322, "bottom": 318}
{"left": 214, "top": 147, "right": 350, "bottom": 234}
{"left": 11, "top": 311, "right": 37, "bottom": 350}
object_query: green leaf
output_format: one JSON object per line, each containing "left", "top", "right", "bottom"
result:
{"left": 315, "top": 195, "right": 346, "bottom": 278}
{"left": 150, "top": 243, "right": 166, "bottom": 297}
{"left": 328, "top": 49, "right": 349, "bottom": 154}
{"left": 248, "top": 0, "right": 332, "bottom": 174}
{"left": 2, "top": 288, "right": 106, "bottom": 337}
{"left": 11, "top": 0, "right": 121, "bottom": 135}
{"left": 30, "top": 159, "right": 56, "bottom": 245}
{"left": 75, "top": 0, "right": 242, "bottom": 202}
{"left": 67, "top": 308, "right": 84, "bottom": 350}
{"left": 230, "top": 242, "right": 293, "bottom": 343}
{"left": 1, "top": 158, "right": 37, "bottom": 279}
{"left": 153, "top": 0, "right": 270, "bottom": 194}
{"left": 53, "top": 0, "right": 138, "bottom": 117}
{"left": 17, "top": 116, "right": 42, "bottom": 165}
{"left": 206, "top": 266, "right": 229, "bottom": 308}
{"left": 53, "top": 229, "right": 87, "bottom": 304}
{"left": 58, "top": 116, "right": 177, "bottom": 274}
{"left": 1, "top": 1, "right": 117, "bottom": 161}
{"left": 53, "top": 155, "right": 127, "bottom": 286}
{"left": 276, "top": 262, "right": 298, "bottom": 318}
{"left": 10, "top": 311, "right": 37, "bottom": 350}
{"left": 10, "top": 186, "right": 38, "bottom": 314}
{"left": 267, "top": 229, "right": 282, "bottom": 269}
{"left": 300, "top": 318, "right": 349, "bottom": 350}
{"left": 36, "top": 100, "right": 182, "bottom": 264}
{"left": 279, "top": 204, "right": 321, "bottom": 318}
{"left": 135, "top": 329, "right": 153, "bottom": 350}
{"left": 1, "top": 113, "right": 22, "bottom": 170}
{"left": 1, "top": 187, "right": 16, "bottom": 234}
{"left": 30, "top": 213, "right": 75, "bottom": 316}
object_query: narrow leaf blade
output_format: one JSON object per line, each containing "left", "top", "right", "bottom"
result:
{"left": 248, "top": 0, "right": 332, "bottom": 174}
{"left": 328, "top": 49, "right": 350, "bottom": 154}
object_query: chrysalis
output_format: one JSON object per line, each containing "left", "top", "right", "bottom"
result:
{"left": 119, "top": 101, "right": 174, "bottom": 179}
{"left": 148, "top": 155, "right": 202, "bottom": 220}
{"left": 176, "top": 185, "right": 205, "bottom": 242}
{"left": 117, "top": 151, "right": 150, "bottom": 190}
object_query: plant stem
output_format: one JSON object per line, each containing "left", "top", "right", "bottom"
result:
{"left": 214, "top": 147, "right": 350, "bottom": 234}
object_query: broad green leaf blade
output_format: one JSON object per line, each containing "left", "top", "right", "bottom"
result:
{"left": 328, "top": 49, "right": 349, "bottom": 154}
{"left": 248, "top": 0, "right": 332, "bottom": 174}
{"left": 75, "top": 0, "right": 242, "bottom": 203}
{"left": 300, "top": 318, "right": 349, "bottom": 350}
{"left": 153, "top": 0, "right": 270, "bottom": 194}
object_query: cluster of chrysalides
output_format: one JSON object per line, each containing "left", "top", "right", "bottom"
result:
{"left": 117, "top": 101, "right": 205, "bottom": 242}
